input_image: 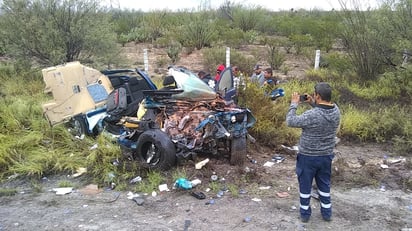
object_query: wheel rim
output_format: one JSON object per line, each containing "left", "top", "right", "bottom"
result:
{"left": 143, "top": 143, "right": 161, "bottom": 166}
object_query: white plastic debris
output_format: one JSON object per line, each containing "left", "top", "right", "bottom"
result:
{"left": 158, "top": 184, "right": 169, "bottom": 192}
{"left": 190, "top": 179, "right": 202, "bottom": 187}
{"left": 89, "top": 144, "right": 98, "bottom": 150}
{"left": 71, "top": 167, "right": 87, "bottom": 178}
{"left": 251, "top": 198, "right": 262, "bottom": 202}
{"left": 380, "top": 164, "right": 389, "bottom": 169}
{"left": 129, "top": 176, "right": 142, "bottom": 184}
{"left": 259, "top": 186, "right": 271, "bottom": 190}
{"left": 127, "top": 191, "right": 140, "bottom": 199}
{"left": 263, "top": 161, "right": 275, "bottom": 167}
{"left": 387, "top": 157, "right": 406, "bottom": 164}
{"left": 195, "top": 158, "right": 210, "bottom": 169}
{"left": 53, "top": 187, "right": 73, "bottom": 195}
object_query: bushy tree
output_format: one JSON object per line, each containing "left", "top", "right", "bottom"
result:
{"left": 0, "top": 0, "right": 119, "bottom": 66}
{"left": 337, "top": 0, "right": 391, "bottom": 79}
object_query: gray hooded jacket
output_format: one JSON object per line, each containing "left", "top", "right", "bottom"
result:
{"left": 286, "top": 103, "right": 340, "bottom": 156}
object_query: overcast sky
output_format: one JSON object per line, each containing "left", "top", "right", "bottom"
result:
{"left": 107, "top": 0, "right": 380, "bottom": 12}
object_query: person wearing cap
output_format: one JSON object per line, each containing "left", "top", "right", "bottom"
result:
{"left": 286, "top": 82, "right": 341, "bottom": 223}
{"left": 251, "top": 64, "right": 264, "bottom": 84}
{"left": 215, "top": 64, "right": 226, "bottom": 82}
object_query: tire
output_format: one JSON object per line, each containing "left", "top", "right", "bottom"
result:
{"left": 230, "top": 136, "right": 247, "bottom": 166}
{"left": 135, "top": 129, "right": 176, "bottom": 171}
{"left": 67, "top": 116, "right": 87, "bottom": 139}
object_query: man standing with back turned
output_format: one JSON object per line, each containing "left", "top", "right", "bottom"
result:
{"left": 286, "top": 82, "right": 341, "bottom": 223}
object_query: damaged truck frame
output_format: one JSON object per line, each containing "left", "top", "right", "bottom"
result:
{"left": 42, "top": 62, "right": 256, "bottom": 171}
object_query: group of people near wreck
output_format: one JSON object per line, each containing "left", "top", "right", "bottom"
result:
{"left": 196, "top": 63, "right": 280, "bottom": 91}
{"left": 161, "top": 63, "right": 281, "bottom": 97}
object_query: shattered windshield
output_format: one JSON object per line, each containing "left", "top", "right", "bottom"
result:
{"left": 169, "top": 68, "right": 217, "bottom": 101}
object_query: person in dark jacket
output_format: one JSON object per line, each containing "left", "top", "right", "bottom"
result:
{"left": 286, "top": 82, "right": 341, "bottom": 223}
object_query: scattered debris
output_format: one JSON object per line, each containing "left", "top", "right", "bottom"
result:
{"left": 127, "top": 191, "right": 140, "bottom": 199}
{"left": 158, "top": 184, "right": 169, "bottom": 192}
{"left": 89, "top": 144, "right": 98, "bottom": 150}
{"left": 195, "top": 158, "right": 210, "bottom": 170}
{"left": 129, "top": 176, "right": 142, "bottom": 184}
{"left": 210, "top": 173, "right": 218, "bottom": 181}
{"left": 71, "top": 167, "right": 87, "bottom": 178}
{"left": 272, "top": 155, "right": 285, "bottom": 163}
{"left": 380, "top": 164, "right": 389, "bottom": 169}
{"left": 79, "top": 184, "right": 101, "bottom": 195}
{"left": 239, "top": 189, "right": 248, "bottom": 194}
{"left": 216, "top": 190, "right": 224, "bottom": 198}
{"left": 133, "top": 197, "right": 144, "bottom": 206}
{"left": 205, "top": 199, "right": 215, "bottom": 205}
{"left": 191, "top": 191, "right": 206, "bottom": 200}
{"left": 183, "top": 219, "right": 191, "bottom": 231}
{"left": 246, "top": 155, "right": 257, "bottom": 164}
{"left": 52, "top": 187, "right": 73, "bottom": 195}
{"left": 7, "top": 173, "right": 19, "bottom": 180}
{"left": 276, "top": 192, "right": 290, "bottom": 198}
{"left": 151, "top": 191, "right": 157, "bottom": 197}
{"left": 251, "top": 198, "right": 262, "bottom": 202}
{"left": 263, "top": 161, "right": 275, "bottom": 167}
{"left": 387, "top": 157, "right": 406, "bottom": 165}
{"left": 190, "top": 179, "right": 201, "bottom": 187}
{"left": 112, "top": 159, "right": 120, "bottom": 166}
{"left": 243, "top": 216, "right": 252, "bottom": 223}
{"left": 259, "top": 186, "right": 271, "bottom": 190}
{"left": 174, "top": 178, "right": 192, "bottom": 190}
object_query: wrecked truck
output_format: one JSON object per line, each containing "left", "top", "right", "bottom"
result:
{"left": 41, "top": 61, "right": 157, "bottom": 138}
{"left": 117, "top": 66, "right": 256, "bottom": 171}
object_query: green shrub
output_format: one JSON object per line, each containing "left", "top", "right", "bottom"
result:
{"left": 339, "top": 104, "right": 408, "bottom": 142}
{"left": 322, "top": 52, "right": 353, "bottom": 76}
{"left": 289, "top": 34, "right": 313, "bottom": 55}
{"left": 166, "top": 42, "right": 182, "bottom": 64}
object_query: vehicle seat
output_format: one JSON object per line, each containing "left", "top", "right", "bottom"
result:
{"left": 125, "top": 77, "right": 148, "bottom": 103}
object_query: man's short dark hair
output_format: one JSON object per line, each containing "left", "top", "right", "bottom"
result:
{"left": 264, "top": 68, "right": 272, "bottom": 75}
{"left": 315, "top": 82, "right": 332, "bottom": 101}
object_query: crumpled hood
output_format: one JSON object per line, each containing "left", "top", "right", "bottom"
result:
{"left": 169, "top": 68, "right": 217, "bottom": 101}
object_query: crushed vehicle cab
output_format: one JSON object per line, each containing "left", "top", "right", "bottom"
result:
{"left": 118, "top": 66, "right": 256, "bottom": 171}
{"left": 41, "top": 61, "right": 157, "bottom": 138}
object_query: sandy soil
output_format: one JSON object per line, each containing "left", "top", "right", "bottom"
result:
{"left": 0, "top": 143, "right": 411, "bottom": 231}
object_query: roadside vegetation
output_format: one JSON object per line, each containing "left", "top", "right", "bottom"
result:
{"left": 0, "top": 0, "right": 411, "bottom": 192}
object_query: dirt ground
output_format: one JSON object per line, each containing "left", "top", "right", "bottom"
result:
{"left": 0, "top": 143, "right": 411, "bottom": 231}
